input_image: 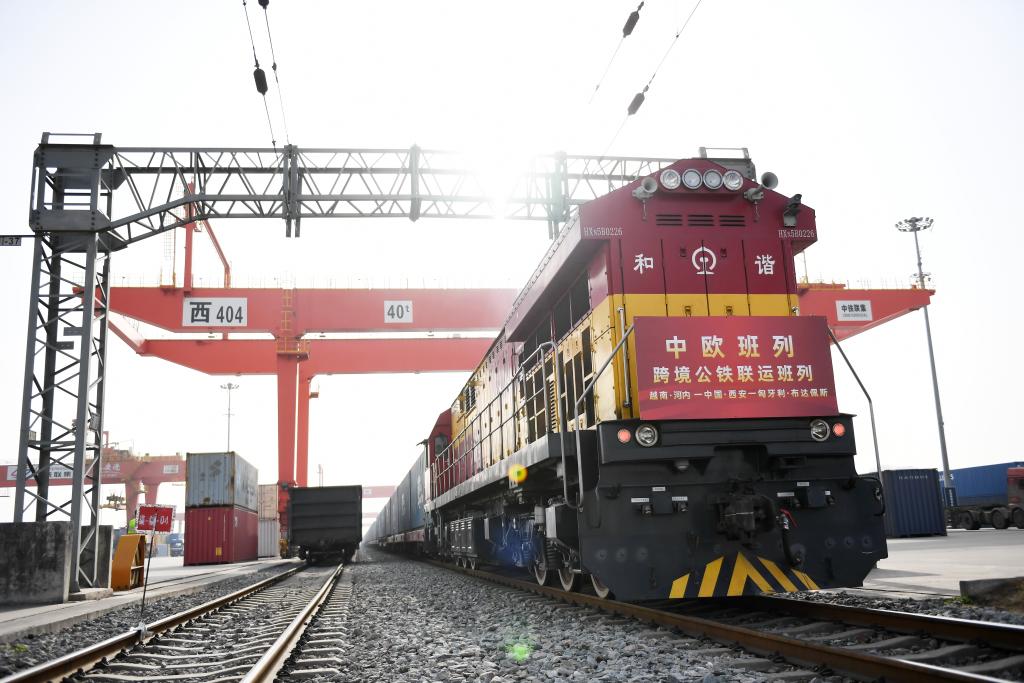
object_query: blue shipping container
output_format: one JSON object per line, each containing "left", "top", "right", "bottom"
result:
{"left": 950, "top": 462, "right": 1024, "bottom": 507}
{"left": 868, "top": 469, "right": 947, "bottom": 538}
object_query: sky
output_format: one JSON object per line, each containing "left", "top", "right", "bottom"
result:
{"left": 1, "top": 1, "right": 1022, "bottom": 528}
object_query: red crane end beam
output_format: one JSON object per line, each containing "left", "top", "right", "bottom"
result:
{"left": 797, "top": 284, "right": 934, "bottom": 342}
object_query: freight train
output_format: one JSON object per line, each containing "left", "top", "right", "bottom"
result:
{"left": 366, "top": 149, "right": 888, "bottom": 600}
{"left": 288, "top": 485, "right": 363, "bottom": 564}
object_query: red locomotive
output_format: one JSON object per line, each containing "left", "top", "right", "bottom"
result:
{"left": 370, "top": 149, "right": 887, "bottom": 599}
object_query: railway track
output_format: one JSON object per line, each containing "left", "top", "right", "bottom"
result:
{"left": 1, "top": 561, "right": 349, "bottom": 683}
{"left": 435, "top": 560, "right": 1024, "bottom": 682}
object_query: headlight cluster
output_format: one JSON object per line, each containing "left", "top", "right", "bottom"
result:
{"left": 615, "top": 424, "right": 660, "bottom": 447}
{"left": 658, "top": 168, "right": 745, "bottom": 192}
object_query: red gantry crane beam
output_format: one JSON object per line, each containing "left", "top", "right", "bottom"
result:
{"left": 107, "top": 286, "right": 516, "bottom": 494}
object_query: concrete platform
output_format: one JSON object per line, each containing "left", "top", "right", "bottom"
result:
{"left": 0, "top": 556, "right": 298, "bottom": 643}
{"left": 855, "top": 528, "right": 1024, "bottom": 598}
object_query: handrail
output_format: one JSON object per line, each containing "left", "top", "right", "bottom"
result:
{"left": 434, "top": 340, "right": 563, "bottom": 499}
{"left": 571, "top": 324, "right": 635, "bottom": 510}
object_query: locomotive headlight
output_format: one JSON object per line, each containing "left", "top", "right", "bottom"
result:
{"left": 702, "top": 169, "right": 723, "bottom": 190}
{"left": 660, "top": 169, "right": 681, "bottom": 190}
{"left": 722, "top": 170, "right": 744, "bottom": 191}
{"left": 809, "top": 419, "right": 830, "bottom": 442}
{"left": 681, "top": 168, "right": 703, "bottom": 190}
{"left": 635, "top": 424, "right": 659, "bottom": 447}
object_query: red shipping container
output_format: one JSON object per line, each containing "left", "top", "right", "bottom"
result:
{"left": 184, "top": 506, "right": 258, "bottom": 565}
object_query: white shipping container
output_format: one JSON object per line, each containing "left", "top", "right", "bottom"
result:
{"left": 258, "top": 484, "right": 279, "bottom": 520}
{"left": 258, "top": 519, "right": 281, "bottom": 557}
{"left": 186, "top": 452, "right": 258, "bottom": 512}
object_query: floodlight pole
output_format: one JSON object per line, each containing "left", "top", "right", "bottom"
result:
{"left": 896, "top": 217, "right": 953, "bottom": 501}
{"left": 221, "top": 383, "right": 239, "bottom": 452}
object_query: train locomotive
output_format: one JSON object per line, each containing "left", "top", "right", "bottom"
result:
{"left": 367, "top": 149, "right": 888, "bottom": 600}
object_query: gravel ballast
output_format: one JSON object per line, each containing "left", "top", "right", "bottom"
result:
{"left": 290, "top": 552, "right": 829, "bottom": 683}
{"left": 0, "top": 561, "right": 298, "bottom": 676}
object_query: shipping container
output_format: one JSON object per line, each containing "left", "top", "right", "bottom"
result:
{"left": 950, "top": 462, "right": 1024, "bottom": 507}
{"left": 289, "top": 486, "right": 362, "bottom": 562}
{"left": 184, "top": 506, "right": 258, "bottom": 565}
{"left": 258, "top": 519, "right": 281, "bottom": 557}
{"left": 186, "top": 452, "right": 258, "bottom": 511}
{"left": 258, "top": 484, "right": 279, "bottom": 520}
{"left": 868, "top": 469, "right": 947, "bottom": 538}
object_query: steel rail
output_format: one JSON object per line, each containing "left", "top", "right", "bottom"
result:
{"left": 741, "top": 595, "right": 1024, "bottom": 652}
{"left": 432, "top": 560, "right": 1012, "bottom": 683}
{"left": 239, "top": 563, "right": 345, "bottom": 683}
{"left": 1, "top": 565, "right": 304, "bottom": 683}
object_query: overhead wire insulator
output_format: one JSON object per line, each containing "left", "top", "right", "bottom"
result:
{"left": 258, "top": 0, "right": 269, "bottom": 6}
{"left": 627, "top": 87, "right": 647, "bottom": 116}
{"left": 622, "top": 2, "right": 644, "bottom": 37}
{"left": 254, "top": 67, "right": 269, "bottom": 95}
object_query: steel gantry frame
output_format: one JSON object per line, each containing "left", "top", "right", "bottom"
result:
{"left": 15, "top": 132, "right": 673, "bottom": 595}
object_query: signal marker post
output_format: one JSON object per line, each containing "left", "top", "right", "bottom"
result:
{"left": 135, "top": 504, "right": 174, "bottom": 634}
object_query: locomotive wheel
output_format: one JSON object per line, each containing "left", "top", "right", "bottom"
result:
{"left": 558, "top": 567, "right": 580, "bottom": 592}
{"left": 533, "top": 557, "right": 553, "bottom": 586}
{"left": 992, "top": 509, "right": 1010, "bottom": 530}
{"left": 591, "top": 574, "right": 613, "bottom": 600}
{"left": 1014, "top": 508, "right": 1024, "bottom": 530}
{"left": 468, "top": 557, "right": 479, "bottom": 571}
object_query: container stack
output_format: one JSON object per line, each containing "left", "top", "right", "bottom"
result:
{"left": 258, "top": 484, "right": 281, "bottom": 557}
{"left": 950, "top": 461, "right": 1024, "bottom": 506}
{"left": 184, "top": 452, "right": 259, "bottom": 565}
{"left": 866, "top": 469, "right": 947, "bottom": 538}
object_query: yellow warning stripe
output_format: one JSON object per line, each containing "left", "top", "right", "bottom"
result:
{"left": 793, "top": 569, "right": 820, "bottom": 590}
{"left": 697, "top": 556, "right": 724, "bottom": 597}
{"left": 758, "top": 557, "right": 799, "bottom": 592}
{"left": 669, "top": 574, "right": 689, "bottom": 599}
{"left": 727, "top": 553, "right": 774, "bottom": 596}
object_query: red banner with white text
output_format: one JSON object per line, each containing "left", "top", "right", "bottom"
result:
{"left": 634, "top": 316, "right": 838, "bottom": 420}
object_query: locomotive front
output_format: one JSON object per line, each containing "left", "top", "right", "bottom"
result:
{"left": 427, "top": 150, "right": 887, "bottom": 600}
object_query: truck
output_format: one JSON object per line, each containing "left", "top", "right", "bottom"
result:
{"left": 948, "top": 466, "right": 1024, "bottom": 530}
{"left": 287, "top": 485, "right": 362, "bottom": 563}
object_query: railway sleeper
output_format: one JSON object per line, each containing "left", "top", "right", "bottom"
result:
{"left": 287, "top": 669, "right": 341, "bottom": 680}
{"left": 959, "top": 653, "right": 1024, "bottom": 675}
{"left": 897, "top": 642, "right": 987, "bottom": 663}
{"left": 714, "top": 657, "right": 779, "bottom": 671}
{"left": 804, "top": 627, "right": 876, "bottom": 643}
{"left": 846, "top": 634, "right": 929, "bottom": 650}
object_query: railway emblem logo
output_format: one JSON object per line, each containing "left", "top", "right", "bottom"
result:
{"left": 692, "top": 246, "right": 716, "bottom": 275}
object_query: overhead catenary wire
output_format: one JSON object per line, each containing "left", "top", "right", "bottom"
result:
{"left": 588, "top": 2, "right": 645, "bottom": 105}
{"left": 259, "top": 0, "right": 291, "bottom": 146}
{"left": 626, "top": 0, "right": 704, "bottom": 117}
{"left": 599, "top": 0, "right": 704, "bottom": 161}
{"left": 242, "top": 0, "right": 277, "bottom": 151}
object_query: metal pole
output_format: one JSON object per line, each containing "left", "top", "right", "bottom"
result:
{"left": 68, "top": 235, "right": 100, "bottom": 594}
{"left": 14, "top": 237, "right": 46, "bottom": 522}
{"left": 912, "top": 229, "right": 952, "bottom": 494}
{"left": 827, "top": 327, "right": 882, "bottom": 479}
{"left": 221, "top": 382, "right": 238, "bottom": 451}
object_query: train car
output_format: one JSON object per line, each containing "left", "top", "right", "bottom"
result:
{"left": 288, "top": 485, "right": 362, "bottom": 564}
{"left": 373, "top": 149, "right": 888, "bottom": 600}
